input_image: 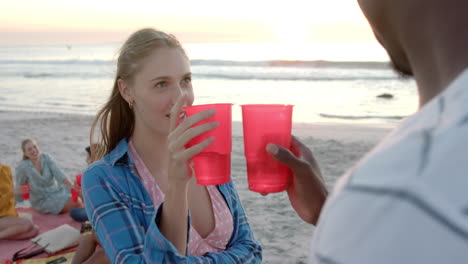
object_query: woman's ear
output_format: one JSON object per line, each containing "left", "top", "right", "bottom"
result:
{"left": 117, "top": 78, "right": 133, "bottom": 104}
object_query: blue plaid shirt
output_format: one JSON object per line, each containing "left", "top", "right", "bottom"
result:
{"left": 83, "top": 139, "right": 262, "bottom": 263}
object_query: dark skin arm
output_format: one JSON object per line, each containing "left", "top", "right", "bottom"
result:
{"left": 266, "top": 136, "right": 328, "bottom": 225}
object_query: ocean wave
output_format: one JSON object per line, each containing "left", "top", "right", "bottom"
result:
{"left": 0, "top": 59, "right": 112, "bottom": 65}
{"left": 14, "top": 70, "right": 395, "bottom": 81}
{"left": 192, "top": 60, "right": 391, "bottom": 69}
{"left": 2, "top": 58, "right": 397, "bottom": 81}
{"left": 22, "top": 72, "right": 109, "bottom": 79}
{"left": 196, "top": 73, "right": 396, "bottom": 81}
{"left": 1, "top": 59, "right": 390, "bottom": 69}
{"left": 319, "top": 113, "right": 406, "bottom": 120}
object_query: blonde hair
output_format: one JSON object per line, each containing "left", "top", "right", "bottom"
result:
{"left": 90, "top": 28, "right": 187, "bottom": 162}
{"left": 21, "top": 138, "right": 37, "bottom": 160}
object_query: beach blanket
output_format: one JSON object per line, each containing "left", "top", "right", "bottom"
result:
{"left": 1, "top": 252, "right": 75, "bottom": 264}
{"left": 0, "top": 207, "right": 81, "bottom": 263}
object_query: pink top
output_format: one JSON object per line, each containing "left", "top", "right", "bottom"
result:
{"left": 128, "top": 141, "right": 234, "bottom": 256}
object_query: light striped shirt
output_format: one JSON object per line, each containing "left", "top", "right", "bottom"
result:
{"left": 309, "top": 69, "right": 468, "bottom": 263}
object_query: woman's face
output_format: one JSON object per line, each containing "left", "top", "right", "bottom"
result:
{"left": 23, "top": 141, "right": 40, "bottom": 160}
{"left": 125, "top": 47, "right": 194, "bottom": 136}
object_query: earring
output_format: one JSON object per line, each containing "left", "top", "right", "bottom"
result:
{"left": 129, "top": 101, "right": 134, "bottom": 110}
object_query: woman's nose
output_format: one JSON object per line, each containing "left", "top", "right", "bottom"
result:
{"left": 171, "top": 85, "right": 185, "bottom": 103}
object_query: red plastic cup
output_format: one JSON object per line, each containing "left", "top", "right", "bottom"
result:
{"left": 185, "top": 103, "right": 232, "bottom": 185}
{"left": 75, "top": 174, "right": 82, "bottom": 189}
{"left": 20, "top": 184, "right": 30, "bottom": 200}
{"left": 71, "top": 188, "right": 79, "bottom": 202}
{"left": 241, "top": 104, "right": 293, "bottom": 193}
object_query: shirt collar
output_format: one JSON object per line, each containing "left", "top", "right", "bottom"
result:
{"left": 108, "top": 138, "right": 131, "bottom": 166}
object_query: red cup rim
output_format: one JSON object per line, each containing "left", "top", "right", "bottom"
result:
{"left": 241, "top": 104, "right": 294, "bottom": 107}
{"left": 184, "top": 103, "right": 233, "bottom": 109}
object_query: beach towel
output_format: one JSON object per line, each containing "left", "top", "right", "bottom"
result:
{"left": 0, "top": 207, "right": 81, "bottom": 263}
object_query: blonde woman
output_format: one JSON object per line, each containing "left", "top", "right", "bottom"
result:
{"left": 15, "top": 139, "right": 82, "bottom": 214}
{"left": 82, "top": 28, "right": 261, "bottom": 263}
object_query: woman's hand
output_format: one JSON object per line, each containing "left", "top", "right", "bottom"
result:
{"left": 13, "top": 186, "right": 27, "bottom": 196}
{"left": 167, "top": 95, "right": 218, "bottom": 185}
{"left": 63, "top": 178, "right": 76, "bottom": 190}
{"left": 266, "top": 136, "right": 328, "bottom": 225}
{"left": 161, "top": 94, "right": 218, "bottom": 255}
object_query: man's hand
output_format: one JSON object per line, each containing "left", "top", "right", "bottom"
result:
{"left": 266, "top": 136, "right": 328, "bottom": 225}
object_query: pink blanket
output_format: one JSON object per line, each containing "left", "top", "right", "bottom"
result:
{"left": 0, "top": 207, "right": 81, "bottom": 262}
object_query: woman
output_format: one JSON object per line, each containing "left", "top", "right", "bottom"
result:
{"left": 15, "top": 139, "right": 82, "bottom": 214}
{"left": 83, "top": 28, "right": 262, "bottom": 263}
{"left": 0, "top": 162, "right": 38, "bottom": 240}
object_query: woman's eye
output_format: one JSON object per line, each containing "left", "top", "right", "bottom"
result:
{"left": 155, "top": 81, "right": 167, "bottom": 88}
{"left": 182, "top": 76, "right": 192, "bottom": 84}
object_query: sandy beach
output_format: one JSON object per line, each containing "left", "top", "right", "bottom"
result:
{"left": 0, "top": 110, "right": 393, "bottom": 263}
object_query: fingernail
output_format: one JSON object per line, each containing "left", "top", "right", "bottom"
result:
{"left": 266, "top": 143, "right": 278, "bottom": 155}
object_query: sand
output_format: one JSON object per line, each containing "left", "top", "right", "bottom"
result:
{"left": 0, "top": 110, "right": 392, "bottom": 263}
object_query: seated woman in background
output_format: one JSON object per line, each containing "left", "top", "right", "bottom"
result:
{"left": 15, "top": 139, "right": 82, "bottom": 214}
{"left": 0, "top": 162, "right": 38, "bottom": 240}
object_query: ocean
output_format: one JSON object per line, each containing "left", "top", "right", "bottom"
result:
{"left": 0, "top": 42, "right": 417, "bottom": 125}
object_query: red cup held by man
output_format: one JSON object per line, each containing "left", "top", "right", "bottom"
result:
{"left": 241, "top": 104, "right": 293, "bottom": 193}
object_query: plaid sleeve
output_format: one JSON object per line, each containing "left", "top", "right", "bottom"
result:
{"left": 144, "top": 181, "right": 262, "bottom": 263}
{"left": 83, "top": 164, "right": 148, "bottom": 264}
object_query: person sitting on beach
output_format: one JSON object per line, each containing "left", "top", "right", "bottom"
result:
{"left": 15, "top": 138, "right": 83, "bottom": 214}
{"left": 69, "top": 144, "right": 101, "bottom": 223}
{"left": 82, "top": 28, "right": 262, "bottom": 263}
{"left": 0, "top": 162, "right": 38, "bottom": 240}
{"left": 70, "top": 144, "right": 110, "bottom": 264}
{"left": 264, "top": 0, "right": 468, "bottom": 263}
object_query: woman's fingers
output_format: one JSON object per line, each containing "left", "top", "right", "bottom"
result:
{"left": 170, "top": 109, "right": 216, "bottom": 138}
{"left": 169, "top": 121, "right": 218, "bottom": 152}
{"left": 173, "top": 137, "right": 215, "bottom": 161}
{"left": 169, "top": 95, "right": 187, "bottom": 132}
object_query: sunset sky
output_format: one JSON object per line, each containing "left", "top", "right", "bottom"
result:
{"left": 0, "top": 0, "right": 376, "bottom": 45}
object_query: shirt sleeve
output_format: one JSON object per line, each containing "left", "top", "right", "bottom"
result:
{"left": 83, "top": 165, "right": 150, "bottom": 264}
{"left": 0, "top": 165, "right": 13, "bottom": 210}
{"left": 45, "top": 154, "right": 68, "bottom": 183}
{"left": 144, "top": 181, "right": 263, "bottom": 263}
{"left": 308, "top": 186, "right": 468, "bottom": 264}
